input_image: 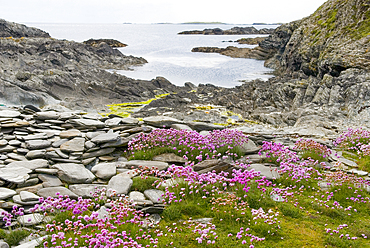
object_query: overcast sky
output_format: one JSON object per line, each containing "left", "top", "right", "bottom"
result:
{"left": 0, "top": 0, "right": 327, "bottom": 24}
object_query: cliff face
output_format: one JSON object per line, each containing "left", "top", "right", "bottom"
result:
{"left": 263, "top": 0, "right": 370, "bottom": 78}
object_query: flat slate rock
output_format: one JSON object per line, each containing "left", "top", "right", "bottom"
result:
{"left": 91, "top": 131, "right": 120, "bottom": 144}
{"left": 143, "top": 116, "right": 183, "bottom": 128}
{"left": 91, "top": 162, "right": 117, "bottom": 179}
{"left": 0, "top": 166, "right": 32, "bottom": 184}
{"left": 125, "top": 160, "right": 169, "bottom": 171}
{"left": 187, "top": 122, "right": 225, "bottom": 132}
{"left": 25, "top": 140, "right": 51, "bottom": 150}
{"left": 25, "top": 149, "right": 46, "bottom": 159}
{"left": 143, "top": 189, "right": 164, "bottom": 204}
{"left": 60, "top": 137, "right": 85, "bottom": 153}
{"left": 107, "top": 174, "right": 133, "bottom": 196}
{"left": 37, "top": 186, "right": 78, "bottom": 199}
{"left": 129, "top": 191, "right": 146, "bottom": 202}
{"left": 170, "top": 123, "right": 193, "bottom": 131}
{"left": 69, "top": 119, "right": 105, "bottom": 128}
{"left": 59, "top": 129, "right": 82, "bottom": 139}
{"left": 0, "top": 110, "right": 21, "bottom": 118}
{"left": 38, "top": 174, "right": 63, "bottom": 187}
{"left": 0, "top": 187, "right": 17, "bottom": 200}
{"left": 152, "top": 153, "right": 186, "bottom": 164}
{"left": 13, "top": 195, "right": 40, "bottom": 205}
{"left": 82, "top": 147, "right": 115, "bottom": 159}
{"left": 53, "top": 163, "right": 95, "bottom": 184}
{"left": 69, "top": 184, "right": 107, "bottom": 198}
{"left": 19, "top": 191, "right": 40, "bottom": 202}
{"left": 7, "top": 159, "right": 49, "bottom": 170}
{"left": 17, "top": 213, "right": 44, "bottom": 226}
{"left": 34, "top": 111, "right": 60, "bottom": 120}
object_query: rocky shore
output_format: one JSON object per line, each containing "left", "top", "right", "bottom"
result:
{"left": 178, "top": 26, "right": 275, "bottom": 35}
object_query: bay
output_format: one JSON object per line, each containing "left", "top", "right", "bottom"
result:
{"left": 27, "top": 23, "right": 277, "bottom": 88}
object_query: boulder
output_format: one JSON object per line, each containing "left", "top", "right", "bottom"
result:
{"left": 125, "top": 160, "right": 169, "bottom": 171}
{"left": 107, "top": 174, "right": 133, "bottom": 196}
{"left": 143, "top": 189, "right": 164, "bottom": 204}
{"left": 91, "top": 162, "right": 117, "bottom": 179}
{"left": 143, "top": 116, "right": 183, "bottom": 128}
{"left": 60, "top": 137, "right": 85, "bottom": 153}
{"left": 0, "top": 187, "right": 17, "bottom": 200}
{"left": 69, "top": 184, "right": 107, "bottom": 198}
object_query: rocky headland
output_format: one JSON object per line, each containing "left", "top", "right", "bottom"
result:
{"left": 0, "top": 0, "right": 370, "bottom": 246}
{"left": 178, "top": 26, "right": 275, "bottom": 35}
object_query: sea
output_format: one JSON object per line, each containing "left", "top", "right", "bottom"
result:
{"left": 26, "top": 23, "right": 278, "bottom": 88}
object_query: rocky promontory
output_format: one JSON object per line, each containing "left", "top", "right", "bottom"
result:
{"left": 178, "top": 26, "right": 275, "bottom": 35}
{"left": 83, "top": 38, "right": 127, "bottom": 48}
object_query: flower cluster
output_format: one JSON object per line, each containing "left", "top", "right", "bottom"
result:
{"left": 127, "top": 128, "right": 249, "bottom": 163}
{"left": 294, "top": 139, "right": 332, "bottom": 158}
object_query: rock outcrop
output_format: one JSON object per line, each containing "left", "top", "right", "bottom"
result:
{"left": 178, "top": 26, "right": 275, "bottom": 35}
{"left": 0, "top": 19, "right": 50, "bottom": 38}
{"left": 83, "top": 38, "right": 127, "bottom": 48}
{"left": 0, "top": 19, "right": 186, "bottom": 112}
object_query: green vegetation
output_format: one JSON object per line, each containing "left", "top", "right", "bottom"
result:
{"left": 0, "top": 229, "right": 31, "bottom": 247}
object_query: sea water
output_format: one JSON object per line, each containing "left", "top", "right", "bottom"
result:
{"left": 26, "top": 23, "right": 277, "bottom": 88}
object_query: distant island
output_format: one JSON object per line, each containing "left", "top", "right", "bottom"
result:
{"left": 178, "top": 26, "right": 275, "bottom": 35}
{"left": 181, "top": 22, "right": 228, "bottom": 24}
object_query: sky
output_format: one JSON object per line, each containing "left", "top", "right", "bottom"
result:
{"left": 0, "top": 0, "right": 328, "bottom": 24}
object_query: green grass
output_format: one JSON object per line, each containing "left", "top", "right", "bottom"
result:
{"left": 301, "top": 151, "right": 328, "bottom": 163}
{"left": 0, "top": 228, "right": 31, "bottom": 247}
{"left": 131, "top": 176, "right": 163, "bottom": 192}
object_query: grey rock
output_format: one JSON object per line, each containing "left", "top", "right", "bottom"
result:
{"left": 143, "top": 189, "right": 164, "bottom": 204}
{"left": 152, "top": 153, "right": 186, "bottom": 164}
{"left": 107, "top": 174, "right": 133, "bottom": 196}
{"left": 17, "top": 178, "right": 39, "bottom": 188}
{"left": 17, "top": 213, "right": 44, "bottom": 226}
{"left": 91, "top": 131, "right": 120, "bottom": 144}
{"left": 121, "top": 117, "right": 140, "bottom": 125}
{"left": 0, "top": 187, "right": 17, "bottom": 200}
{"left": 52, "top": 163, "right": 95, "bottom": 184}
{"left": 140, "top": 206, "right": 164, "bottom": 214}
{"left": 25, "top": 140, "right": 51, "bottom": 150}
{"left": 247, "top": 164, "right": 280, "bottom": 180}
{"left": 34, "top": 168, "right": 58, "bottom": 174}
{"left": 7, "top": 159, "right": 48, "bottom": 170}
{"left": 0, "top": 139, "right": 8, "bottom": 146}
{"left": 59, "top": 129, "right": 82, "bottom": 139}
{"left": 15, "top": 184, "right": 43, "bottom": 194}
{"left": 0, "top": 167, "right": 31, "bottom": 184}
{"left": 187, "top": 122, "right": 225, "bottom": 132}
{"left": 0, "top": 110, "right": 21, "bottom": 118}
{"left": 82, "top": 147, "right": 115, "bottom": 159}
{"left": 116, "top": 169, "right": 138, "bottom": 178}
{"left": 69, "top": 184, "right": 107, "bottom": 198}
{"left": 69, "top": 119, "right": 106, "bottom": 128}
{"left": 34, "top": 111, "right": 60, "bottom": 120}
{"left": 0, "top": 241, "right": 9, "bottom": 248}
{"left": 125, "top": 160, "right": 169, "bottom": 171}
{"left": 8, "top": 140, "right": 21, "bottom": 146}
{"left": 19, "top": 191, "right": 40, "bottom": 202}
{"left": 37, "top": 186, "right": 78, "bottom": 199}
{"left": 170, "top": 123, "right": 193, "bottom": 131}
{"left": 143, "top": 116, "right": 183, "bottom": 128}
{"left": 84, "top": 141, "right": 96, "bottom": 150}
{"left": 21, "top": 133, "right": 48, "bottom": 141}
{"left": 91, "top": 162, "right": 117, "bottom": 179}
{"left": 0, "top": 145, "right": 16, "bottom": 153}
{"left": 95, "top": 206, "right": 109, "bottom": 219}
{"left": 60, "top": 137, "right": 85, "bottom": 153}
{"left": 129, "top": 191, "right": 146, "bottom": 201}
{"left": 52, "top": 138, "right": 69, "bottom": 148}
{"left": 38, "top": 174, "right": 63, "bottom": 187}
{"left": 6, "top": 153, "right": 27, "bottom": 161}
{"left": 13, "top": 195, "right": 39, "bottom": 205}
{"left": 25, "top": 149, "right": 46, "bottom": 159}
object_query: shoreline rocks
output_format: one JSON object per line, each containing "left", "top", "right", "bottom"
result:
{"left": 178, "top": 26, "right": 275, "bottom": 35}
